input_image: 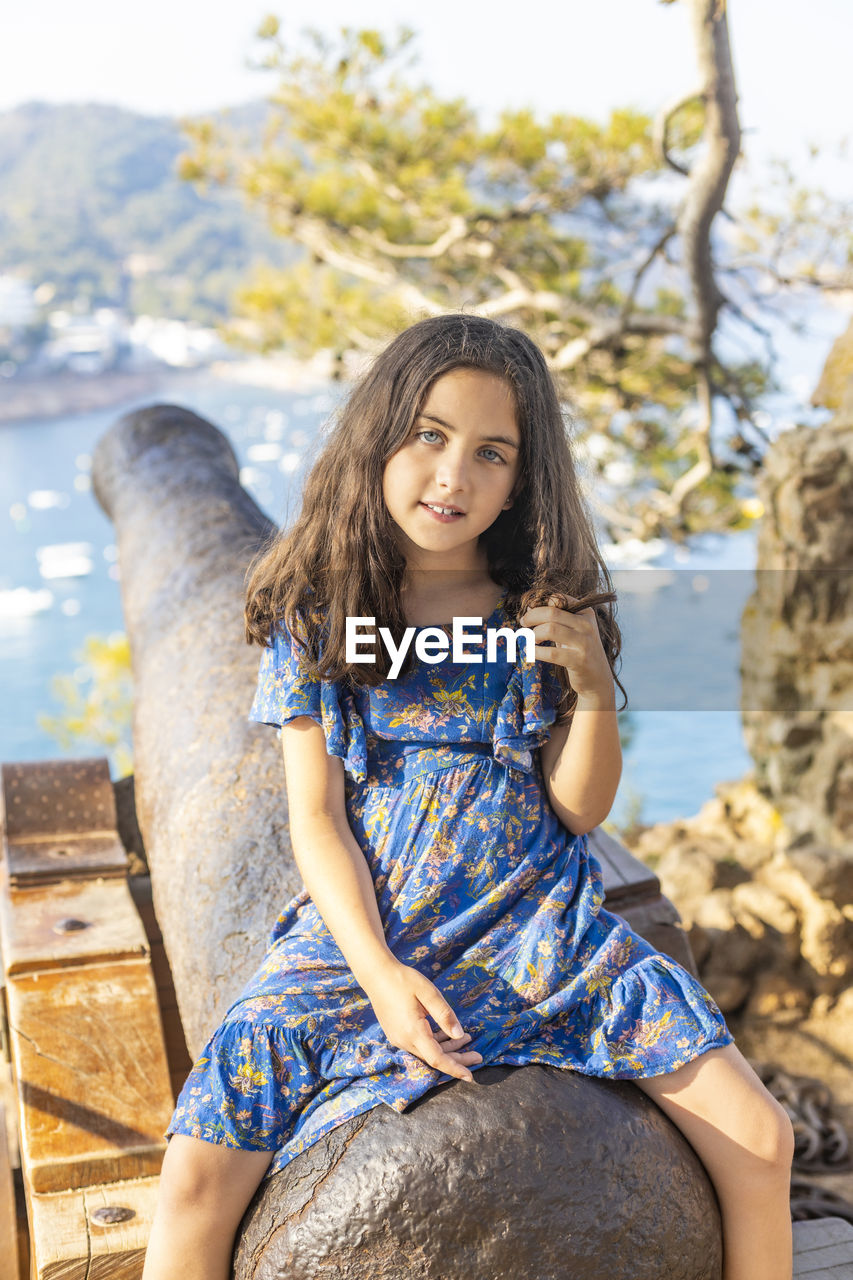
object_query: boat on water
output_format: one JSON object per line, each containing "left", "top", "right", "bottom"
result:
{"left": 0, "top": 586, "right": 54, "bottom": 616}
{"left": 36, "top": 542, "right": 94, "bottom": 579}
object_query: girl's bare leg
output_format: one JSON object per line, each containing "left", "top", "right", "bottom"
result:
{"left": 633, "top": 1042, "right": 795, "bottom": 1280}
{"left": 142, "top": 1135, "right": 275, "bottom": 1280}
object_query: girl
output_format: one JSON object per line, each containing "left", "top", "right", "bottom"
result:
{"left": 143, "top": 315, "right": 794, "bottom": 1280}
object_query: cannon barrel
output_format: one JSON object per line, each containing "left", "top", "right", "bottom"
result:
{"left": 91, "top": 403, "right": 302, "bottom": 1054}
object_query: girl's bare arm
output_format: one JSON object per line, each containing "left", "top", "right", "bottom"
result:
{"left": 539, "top": 687, "right": 622, "bottom": 836}
{"left": 280, "top": 716, "right": 395, "bottom": 989}
{"left": 521, "top": 598, "right": 622, "bottom": 836}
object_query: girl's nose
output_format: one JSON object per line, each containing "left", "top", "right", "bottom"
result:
{"left": 434, "top": 450, "right": 469, "bottom": 492}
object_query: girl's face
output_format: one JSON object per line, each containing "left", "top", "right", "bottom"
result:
{"left": 382, "top": 368, "right": 522, "bottom": 575}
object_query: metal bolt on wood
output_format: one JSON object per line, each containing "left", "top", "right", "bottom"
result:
{"left": 53, "top": 917, "right": 91, "bottom": 933}
{"left": 89, "top": 1205, "right": 136, "bottom": 1226}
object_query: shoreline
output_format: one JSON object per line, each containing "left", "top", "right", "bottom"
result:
{"left": 0, "top": 367, "right": 201, "bottom": 426}
{"left": 0, "top": 353, "right": 337, "bottom": 426}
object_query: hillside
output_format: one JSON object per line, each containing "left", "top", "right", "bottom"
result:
{"left": 0, "top": 100, "right": 293, "bottom": 324}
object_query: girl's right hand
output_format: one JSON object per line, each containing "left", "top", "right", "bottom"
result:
{"left": 363, "top": 960, "right": 483, "bottom": 1082}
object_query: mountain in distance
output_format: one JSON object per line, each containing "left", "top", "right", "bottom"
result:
{"left": 0, "top": 99, "right": 295, "bottom": 325}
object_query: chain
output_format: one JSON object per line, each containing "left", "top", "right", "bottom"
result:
{"left": 753, "top": 1060, "right": 853, "bottom": 1225}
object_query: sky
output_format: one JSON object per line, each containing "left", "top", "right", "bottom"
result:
{"left": 2, "top": 0, "right": 850, "bottom": 203}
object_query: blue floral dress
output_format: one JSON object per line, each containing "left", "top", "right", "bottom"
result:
{"left": 165, "top": 594, "right": 733, "bottom": 1182}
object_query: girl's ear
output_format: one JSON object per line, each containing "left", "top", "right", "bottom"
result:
{"left": 503, "top": 478, "right": 524, "bottom": 508}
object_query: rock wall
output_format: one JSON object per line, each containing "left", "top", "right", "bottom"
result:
{"left": 739, "top": 411, "right": 853, "bottom": 854}
{"left": 628, "top": 321, "right": 853, "bottom": 1022}
{"left": 632, "top": 778, "right": 850, "bottom": 1020}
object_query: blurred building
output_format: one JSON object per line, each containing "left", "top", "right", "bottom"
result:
{"left": 0, "top": 275, "right": 37, "bottom": 329}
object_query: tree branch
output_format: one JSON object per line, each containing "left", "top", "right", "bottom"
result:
{"left": 350, "top": 158, "right": 412, "bottom": 209}
{"left": 620, "top": 224, "right": 678, "bottom": 321}
{"left": 587, "top": 495, "right": 649, "bottom": 539}
{"left": 637, "top": 0, "right": 743, "bottom": 522}
{"left": 349, "top": 215, "right": 474, "bottom": 259}
{"left": 664, "top": 452, "right": 713, "bottom": 514}
{"left": 679, "top": 0, "right": 742, "bottom": 359}
{"left": 653, "top": 90, "right": 703, "bottom": 177}
{"left": 551, "top": 313, "right": 686, "bottom": 371}
{"left": 294, "top": 218, "right": 447, "bottom": 317}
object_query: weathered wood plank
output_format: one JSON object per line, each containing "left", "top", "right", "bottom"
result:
{"left": 0, "top": 877, "right": 149, "bottom": 976}
{"left": 795, "top": 1219, "right": 853, "bottom": 1250}
{"left": 162, "top": 1019, "right": 192, "bottom": 1101}
{"left": 0, "top": 1086, "right": 24, "bottom": 1280}
{"left": 7, "top": 961, "right": 173, "bottom": 1193}
{"left": 125, "top": 877, "right": 159, "bottom": 942}
{"left": 27, "top": 1175, "right": 158, "bottom": 1280}
{"left": 0, "top": 1058, "right": 20, "bottom": 1169}
{"left": 793, "top": 1216, "right": 853, "bottom": 1277}
{"left": 615, "top": 896, "right": 699, "bottom": 977}
{"left": 126, "top": 876, "right": 192, "bottom": 1093}
{"left": 796, "top": 1249, "right": 853, "bottom": 1273}
{"left": 793, "top": 1258, "right": 853, "bottom": 1278}
{"left": 0, "top": 966, "right": 10, "bottom": 1072}
{"left": 794, "top": 1268, "right": 853, "bottom": 1278}
{"left": 1, "top": 760, "right": 128, "bottom": 887}
{"left": 585, "top": 828, "right": 699, "bottom": 972}
{"left": 589, "top": 826, "right": 660, "bottom": 905}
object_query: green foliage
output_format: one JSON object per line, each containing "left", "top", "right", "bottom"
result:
{"left": 231, "top": 260, "right": 410, "bottom": 353}
{"left": 256, "top": 13, "right": 280, "bottom": 40}
{"left": 664, "top": 94, "right": 706, "bottom": 158}
{"left": 0, "top": 102, "right": 291, "bottom": 322}
{"left": 38, "top": 633, "right": 134, "bottom": 779}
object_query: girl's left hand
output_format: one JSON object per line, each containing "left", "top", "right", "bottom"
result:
{"left": 519, "top": 594, "right": 614, "bottom": 703}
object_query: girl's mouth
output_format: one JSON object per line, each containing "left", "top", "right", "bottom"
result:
{"left": 420, "top": 502, "right": 464, "bottom": 523}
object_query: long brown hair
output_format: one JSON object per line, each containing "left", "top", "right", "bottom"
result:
{"left": 244, "top": 314, "right": 627, "bottom": 722}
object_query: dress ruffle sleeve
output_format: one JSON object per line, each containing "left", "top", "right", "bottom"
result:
{"left": 248, "top": 614, "right": 368, "bottom": 783}
{"left": 492, "top": 657, "right": 563, "bottom": 775}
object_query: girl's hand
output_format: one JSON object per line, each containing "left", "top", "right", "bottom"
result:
{"left": 363, "top": 960, "right": 482, "bottom": 1083}
{"left": 520, "top": 594, "right": 614, "bottom": 704}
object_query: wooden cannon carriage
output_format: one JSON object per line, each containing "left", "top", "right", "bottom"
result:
{"left": 0, "top": 754, "right": 703, "bottom": 1278}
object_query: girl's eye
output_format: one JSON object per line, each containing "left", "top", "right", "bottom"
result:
{"left": 414, "top": 430, "right": 506, "bottom": 464}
